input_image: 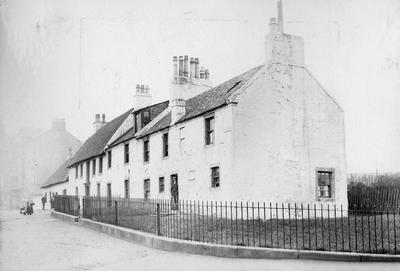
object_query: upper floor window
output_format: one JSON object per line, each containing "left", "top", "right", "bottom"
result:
{"left": 144, "top": 179, "right": 150, "bottom": 200}
{"left": 107, "top": 150, "right": 112, "bottom": 169}
{"left": 135, "top": 110, "right": 151, "bottom": 132}
{"left": 162, "top": 132, "right": 169, "bottom": 157}
{"left": 124, "top": 143, "right": 129, "bottom": 164}
{"left": 205, "top": 116, "right": 215, "bottom": 145}
{"left": 75, "top": 166, "right": 78, "bottom": 179}
{"left": 80, "top": 164, "right": 83, "bottom": 178}
{"left": 99, "top": 156, "right": 103, "bottom": 174}
{"left": 143, "top": 139, "right": 150, "bottom": 162}
{"left": 124, "top": 179, "right": 130, "bottom": 199}
{"left": 142, "top": 110, "right": 150, "bottom": 127}
{"left": 92, "top": 159, "right": 96, "bottom": 175}
{"left": 211, "top": 166, "right": 220, "bottom": 188}
{"left": 317, "top": 169, "right": 334, "bottom": 199}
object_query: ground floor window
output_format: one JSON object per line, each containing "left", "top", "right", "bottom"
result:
{"left": 75, "top": 187, "right": 78, "bottom": 196}
{"left": 85, "top": 184, "right": 90, "bottom": 196}
{"left": 316, "top": 169, "right": 334, "bottom": 199}
{"left": 144, "top": 179, "right": 150, "bottom": 200}
{"left": 62, "top": 189, "right": 67, "bottom": 195}
{"left": 97, "top": 183, "right": 100, "bottom": 197}
{"left": 211, "top": 167, "right": 220, "bottom": 188}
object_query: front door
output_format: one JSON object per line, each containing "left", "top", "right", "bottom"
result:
{"left": 170, "top": 174, "right": 179, "bottom": 209}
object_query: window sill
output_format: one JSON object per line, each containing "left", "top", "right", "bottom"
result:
{"left": 143, "top": 161, "right": 149, "bottom": 165}
{"left": 317, "top": 198, "right": 335, "bottom": 202}
{"left": 162, "top": 156, "right": 169, "bottom": 160}
{"left": 124, "top": 163, "right": 129, "bottom": 166}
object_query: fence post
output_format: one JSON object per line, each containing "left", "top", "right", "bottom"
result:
{"left": 156, "top": 203, "right": 161, "bottom": 236}
{"left": 115, "top": 200, "right": 118, "bottom": 225}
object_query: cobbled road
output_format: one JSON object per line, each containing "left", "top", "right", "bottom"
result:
{"left": 0, "top": 209, "right": 399, "bottom": 271}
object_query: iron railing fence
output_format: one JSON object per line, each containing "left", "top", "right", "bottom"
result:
{"left": 55, "top": 196, "right": 400, "bottom": 255}
{"left": 54, "top": 195, "right": 80, "bottom": 216}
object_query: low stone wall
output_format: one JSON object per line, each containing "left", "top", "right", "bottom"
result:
{"left": 51, "top": 211, "right": 400, "bottom": 262}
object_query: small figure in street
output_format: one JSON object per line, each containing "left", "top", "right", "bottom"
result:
{"left": 41, "top": 195, "right": 47, "bottom": 210}
{"left": 50, "top": 194, "right": 54, "bottom": 209}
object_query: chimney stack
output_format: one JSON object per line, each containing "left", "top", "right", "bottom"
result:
{"left": 133, "top": 83, "right": 152, "bottom": 110}
{"left": 93, "top": 114, "right": 107, "bottom": 132}
{"left": 67, "top": 147, "right": 73, "bottom": 160}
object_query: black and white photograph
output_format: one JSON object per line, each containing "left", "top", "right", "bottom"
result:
{"left": 0, "top": 0, "right": 399, "bottom": 270}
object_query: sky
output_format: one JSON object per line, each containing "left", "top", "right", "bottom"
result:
{"left": 0, "top": 0, "right": 399, "bottom": 173}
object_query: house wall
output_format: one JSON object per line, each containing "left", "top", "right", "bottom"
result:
{"left": 231, "top": 64, "right": 347, "bottom": 206}
{"left": 129, "top": 106, "right": 235, "bottom": 201}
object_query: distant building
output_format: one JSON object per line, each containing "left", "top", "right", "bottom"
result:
{"left": 1, "top": 119, "right": 81, "bottom": 209}
{"left": 62, "top": 1, "right": 347, "bottom": 206}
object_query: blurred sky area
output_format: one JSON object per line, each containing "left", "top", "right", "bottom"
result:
{"left": 0, "top": 0, "right": 399, "bottom": 173}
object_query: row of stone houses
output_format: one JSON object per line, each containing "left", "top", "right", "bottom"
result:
{"left": 42, "top": 1, "right": 348, "bottom": 206}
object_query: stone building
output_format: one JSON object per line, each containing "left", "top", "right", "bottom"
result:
{"left": 63, "top": 1, "right": 347, "bottom": 207}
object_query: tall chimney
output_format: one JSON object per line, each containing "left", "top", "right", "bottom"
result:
{"left": 195, "top": 58, "right": 200, "bottom": 79}
{"left": 173, "top": 56, "right": 178, "bottom": 76}
{"left": 190, "top": 58, "right": 195, "bottom": 78}
{"left": 93, "top": 114, "right": 106, "bottom": 132}
{"left": 183, "top": 55, "right": 189, "bottom": 77}
{"left": 133, "top": 83, "right": 152, "bottom": 110}
{"left": 179, "top": 56, "right": 184, "bottom": 76}
{"left": 200, "top": 67, "right": 205, "bottom": 79}
{"left": 204, "top": 69, "right": 209, "bottom": 80}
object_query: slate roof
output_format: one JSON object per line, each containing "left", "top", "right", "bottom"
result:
{"left": 41, "top": 159, "right": 70, "bottom": 189}
{"left": 67, "top": 108, "right": 134, "bottom": 167}
{"left": 137, "top": 64, "right": 264, "bottom": 139}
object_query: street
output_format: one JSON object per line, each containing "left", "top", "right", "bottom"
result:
{"left": 0, "top": 208, "right": 399, "bottom": 271}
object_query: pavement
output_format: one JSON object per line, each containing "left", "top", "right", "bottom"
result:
{"left": 0, "top": 209, "right": 399, "bottom": 271}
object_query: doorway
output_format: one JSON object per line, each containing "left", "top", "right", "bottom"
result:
{"left": 170, "top": 174, "right": 179, "bottom": 209}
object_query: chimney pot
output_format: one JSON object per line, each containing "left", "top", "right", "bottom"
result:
{"left": 102, "top": 114, "right": 106, "bottom": 123}
{"left": 183, "top": 55, "right": 189, "bottom": 77}
{"left": 179, "top": 56, "right": 184, "bottom": 76}
{"left": 173, "top": 56, "right": 178, "bottom": 76}
{"left": 140, "top": 84, "right": 145, "bottom": 93}
{"left": 136, "top": 84, "right": 140, "bottom": 93}
{"left": 190, "top": 57, "right": 195, "bottom": 78}
{"left": 194, "top": 58, "right": 200, "bottom": 79}
{"left": 205, "top": 69, "right": 209, "bottom": 80}
{"left": 200, "top": 67, "right": 205, "bottom": 79}
{"left": 145, "top": 85, "right": 150, "bottom": 94}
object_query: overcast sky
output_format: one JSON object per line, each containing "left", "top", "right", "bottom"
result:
{"left": 0, "top": 0, "right": 399, "bottom": 173}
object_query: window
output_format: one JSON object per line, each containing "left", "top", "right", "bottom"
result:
{"left": 317, "top": 170, "right": 334, "bottom": 199}
{"left": 97, "top": 183, "right": 100, "bottom": 197}
{"left": 63, "top": 189, "right": 67, "bottom": 195}
{"left": 99, "top": 156, "right": 103, "bottom": 174}
{"left": 80, "top": 164, "right": 83, "bottom": 178}
{"left": 142, "top": 110, "right": 150, "bottom": 127}
{"left": 92, "top": 159, "right": 96, "bottom": 175}
{"left": 135, "top": 113, "right": 141, "bottom": 132}
{"left": 124, "top": 179, "right": 129, "bottom": 199}
{"left": 159, "top": 177, "right": 165, "bottom": 193}
{"left": 75, "top": 166, "right": 78, "bottom": 179}
{"left": 86, "top": 161, "right": 90, "bottom": 182}
{"left": 205, "top": 116, "right": 215, "bottom": 145}
{"left": 162, "top": 133, "right": 168, "bottom": 157}
{"left": 211, "top": 167, "right": 220, "bottom": 188}
{"left": 124, "top": 144, "right": 129, "bottom": 164}
{"left": 107, "top": 150, "right": 112, "bottom": 169}
{"left": 75, "top": 187, "right": 78, "bottom": 196}
{"left": 143, "top": 139, "right": 149, "bottom": 162}
{"left": 144, "top": 179, "right": 150, "bottom": 200}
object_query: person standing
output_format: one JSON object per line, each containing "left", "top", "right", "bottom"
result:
{"left": 41, "top": 195, "right": 46, "bottom": 210}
